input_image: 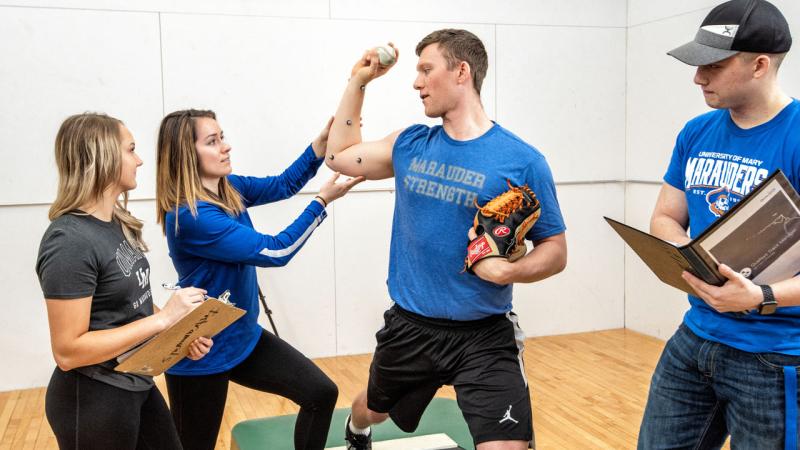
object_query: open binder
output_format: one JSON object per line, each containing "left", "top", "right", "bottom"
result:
{"left": 115, "top": 291, "right": 245, "bottom": 376}
{"left": 606, "top": 170, "right": 800, "bottom": 296}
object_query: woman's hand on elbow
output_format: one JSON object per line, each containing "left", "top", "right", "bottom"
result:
{"left": 317, "top": 172, "right": 366, "bottom": 205}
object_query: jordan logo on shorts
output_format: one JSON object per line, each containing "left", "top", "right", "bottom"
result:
{"left": 499, "top": 405, "right": 518, "bottom": 424}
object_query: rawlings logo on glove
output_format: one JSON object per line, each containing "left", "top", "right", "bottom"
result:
{"left": 464, "top": 180, "right": 541, "bottom": 273}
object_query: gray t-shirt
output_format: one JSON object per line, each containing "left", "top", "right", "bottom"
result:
{"left": 36, "top": 212, "right": 155, "bottom": 391}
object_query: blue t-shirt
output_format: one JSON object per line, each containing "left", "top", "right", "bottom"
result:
{"left": 165, "top": 146, "right": 326, "bottom": 375}
{"left": 389, "top": 123, "right": 566, "bottom": 320}
{"left": 664, "top": 99, "right": 800, "bottom": 355}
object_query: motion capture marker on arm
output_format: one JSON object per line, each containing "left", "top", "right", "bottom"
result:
{"left": 356, "top": 157, "right": 362, "bottom": 164}
{"left": 360, "top": 85, "right": 366, "bottom": 91}
{"left": 328, "top": 154, "right": 335, "bottom": 160}
{"left": 346, "top": 119, "right": 353, "bottom": 126}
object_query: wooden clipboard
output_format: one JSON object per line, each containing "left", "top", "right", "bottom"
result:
{"left": 115, "top": 296, "right": 245, "bottom": 376}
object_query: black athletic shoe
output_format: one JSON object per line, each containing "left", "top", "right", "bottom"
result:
{"left": 344, "top": 414, "right": 372, "bottom": 450}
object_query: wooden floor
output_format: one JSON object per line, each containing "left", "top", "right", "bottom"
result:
{"left": 0, "top": 328, "right": 703, "bottom": 449}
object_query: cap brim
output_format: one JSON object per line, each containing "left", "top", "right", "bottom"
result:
{"left": 667, "top": 41, "right": 739, "bottom": 66}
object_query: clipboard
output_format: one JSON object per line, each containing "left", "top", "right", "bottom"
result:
{"left": 115, "top": 292, "right": 245, "bottom": 376}
{"left": 606, "top": 170, "right": 800, "bottom": 295}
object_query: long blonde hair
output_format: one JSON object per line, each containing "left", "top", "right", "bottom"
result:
{"left": 49, "top": 113, "right": 147, "bottom": 251}
{"left": 156, "top": 109, "right": 244, "bottom": 234}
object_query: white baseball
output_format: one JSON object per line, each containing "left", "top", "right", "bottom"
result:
{"left": 376, "top": 46, "right": 396, "bottom": 66}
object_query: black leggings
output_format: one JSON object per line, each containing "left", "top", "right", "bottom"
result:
{"left": 45, "top": 368, "right": 181, "bottom": 450}
{"left": 165, "top": 329, "right": 338, "bottom": 450}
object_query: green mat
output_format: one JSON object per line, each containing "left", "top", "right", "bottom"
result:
{"left": 231, "top": 397, "right": 474, "bottom": 449}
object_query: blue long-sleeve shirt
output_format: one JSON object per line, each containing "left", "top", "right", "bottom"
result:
{"left": 165, "top": 145, "right": 325, "bottom": 375}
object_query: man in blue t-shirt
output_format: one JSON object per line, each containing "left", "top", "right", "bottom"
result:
{"left": 640, "top": 1, "right": 800, "bottom": 448}
{"left": 326, "top": 30, "right": 567, "bottom": 449}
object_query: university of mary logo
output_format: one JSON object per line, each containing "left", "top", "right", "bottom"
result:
{"left": 706, "top": 185, "right": 732, "bottom": 217}
{"left": 684, "top": 152, "right": 769, "bottom": 218}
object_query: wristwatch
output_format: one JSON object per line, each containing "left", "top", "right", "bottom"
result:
{"left": 758, "top": 285, "right": 778, "bottom": 315}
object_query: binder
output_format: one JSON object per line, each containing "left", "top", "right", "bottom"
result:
{"left": 606, "top": 170, "right": 800, "bottom": 296}
{"left": 115, "top": 293, "right": 245, "bottom": 376}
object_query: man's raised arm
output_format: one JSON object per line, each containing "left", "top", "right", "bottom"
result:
{"left": 326, "top": 45, "right": 402, "bottom": 180}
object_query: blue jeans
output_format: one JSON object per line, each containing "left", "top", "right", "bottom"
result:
{"left": 638, "top": 324, "right": 800, "bottom": 450}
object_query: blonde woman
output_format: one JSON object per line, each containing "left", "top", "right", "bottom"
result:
{"left": 156, "top": 109, "right": 362, "bottom": 450}
{"left": 36, "top": 113, "right": 211, "bottom": 450}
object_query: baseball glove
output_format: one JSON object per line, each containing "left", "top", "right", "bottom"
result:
{"left": 464, "top": 180, "right": 541, "bottom": 273}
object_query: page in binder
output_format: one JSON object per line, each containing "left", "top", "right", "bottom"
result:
{"left": 695, "top": 172, "right": 800, "bottom": 285}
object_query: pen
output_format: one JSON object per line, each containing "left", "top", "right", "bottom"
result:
{"left": 162, "top": 283, "right": 233, "bottom": 305}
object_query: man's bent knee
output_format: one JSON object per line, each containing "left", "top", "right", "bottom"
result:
{"left": 366, "top": 409, "right": 389, "bottom": 425}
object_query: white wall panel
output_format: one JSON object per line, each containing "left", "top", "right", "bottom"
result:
{"left": 627, "top": 2, "right": 800, "bottom": 183}
{"left": 0, "top": 205, "right": 54, "bottom": 390}
{"left": 497, "top": 26, "right": 626, "bottom": 182}
{"left": 765, "top": 0, "right": 800, "bottom": 96}
{"left": 160, "top": 14, "right": 494, "bottom": 193}
{"left": 332, "top": 0, "right": 626, "bottom": 28}
{"left": 332, "top": 191, "right": 395, "bottom": 355}
{"left": 626, "top": 10, "right": 710, "bottom": 183}
{"left": 628, "top": 1, "right": 716, "bottom": 27}
{"left": 515, "top": 183, "right": 625, "bottom": 336}
{"left": 628, "top": 0, "right": 799, "bottom": 28}
{"left": 248, "top": 194, "right": 338, "bottom": 359}
{"left": 0, "top": 1, "right": 328, "bottom": 18}
{"left": 0, "top": 7, "right": 163, "bottom": 206}
{"left": 623, "top": 183, "right": 686, "bottom": 340}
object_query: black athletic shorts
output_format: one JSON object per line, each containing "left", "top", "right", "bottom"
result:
{"left": 367, "top": 304, "right": 534, "bottom": 445}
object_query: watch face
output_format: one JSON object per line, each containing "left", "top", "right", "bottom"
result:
{"left": 760, "top": 301, "right": 778, "bottom": 315}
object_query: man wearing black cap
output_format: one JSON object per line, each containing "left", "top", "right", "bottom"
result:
{"left": 641, "top": 0, "right": 800, "bottom": 448}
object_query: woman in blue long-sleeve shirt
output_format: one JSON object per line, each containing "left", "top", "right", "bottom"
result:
{"left": 155, "top": 109, "right": 363, "bottom": 450}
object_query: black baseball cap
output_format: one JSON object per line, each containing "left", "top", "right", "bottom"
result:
{"left": 668, "top": 0, "right": 792, "bottom": 66}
